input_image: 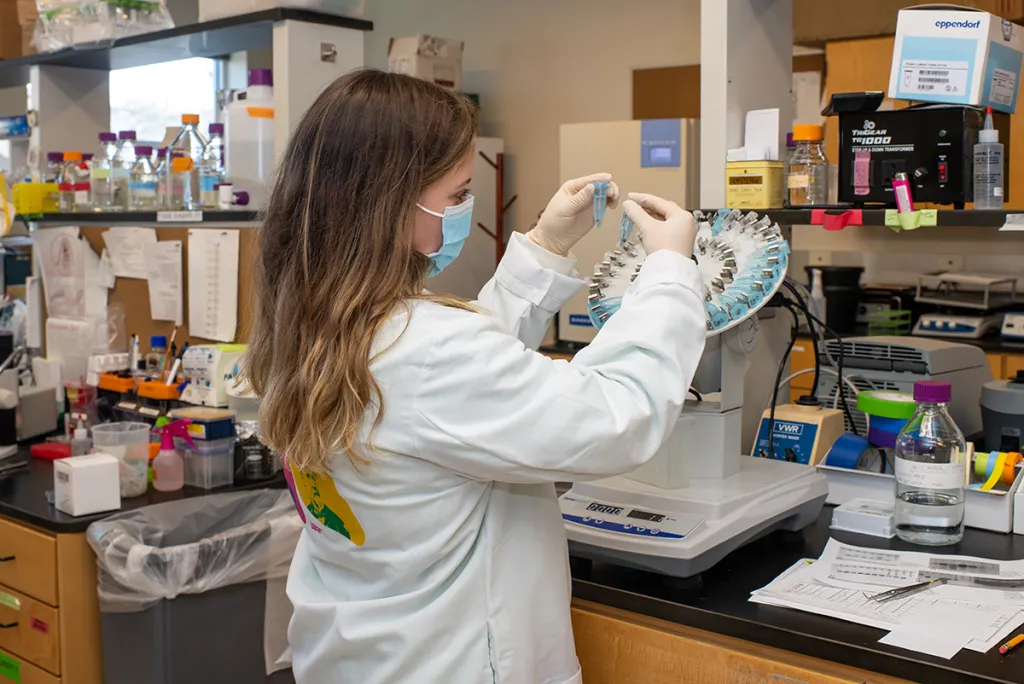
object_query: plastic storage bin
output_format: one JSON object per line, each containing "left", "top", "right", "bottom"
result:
{"left": 87, "top": 491, "right": 301, "bottom": 684}
{"left": 198, "top": 0, "right": 365, "bottom": 22}
{"left": 177, "top": 436, "right": 235, "bottom": 489}
{"left": 93, "top": 421, "right": 151, "bottom": 498}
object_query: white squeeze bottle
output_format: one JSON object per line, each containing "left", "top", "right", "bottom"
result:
{"left": 973, "top": 106, "right": 1004, "bottom": 210}
{"left": 225, "top": 68, "right": 275, "bottom": 209}
{"left": 151, "top": 418, "right": 193, "bottom": 492}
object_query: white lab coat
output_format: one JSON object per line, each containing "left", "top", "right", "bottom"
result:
{"left": 286, "top": 232, "right": 706, "bottom": 684}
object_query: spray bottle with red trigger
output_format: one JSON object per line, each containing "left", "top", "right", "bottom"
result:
{"left": 152, "top": 419, "right": 194, "bottom": 492}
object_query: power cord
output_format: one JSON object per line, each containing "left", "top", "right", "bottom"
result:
{"left": 763, "top": 286, "right": 860, "bottom": 463}
{"left": 782, "top": 279, "right": 821, "bottom": 399}
{"left": 802, "top": 309, "right": 858, "bottom": 437}
{"left": 766, "top": 300, "right": 801, "bottom": 462}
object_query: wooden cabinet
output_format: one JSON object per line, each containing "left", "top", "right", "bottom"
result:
{"left": 572, "top": 600, "right": 912, "bottom": 684}
{"left": 0, "top": 586, "right": 60, "bottom": 675}
{"left": 988, "top": 353, "right": 1006, "bottom": 381}
{"left": 1005, "top": 353, "right": 1024, "bottom": 380}
{"left": 0, "top": 519, "right": 57, "bottom": 606}
{"left": 0, "top": 520, "right": 102, "bottom": 684}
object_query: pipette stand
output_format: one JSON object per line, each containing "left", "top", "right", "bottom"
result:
{"left": 560, "top": 320, "right": 829, "bottom": 578}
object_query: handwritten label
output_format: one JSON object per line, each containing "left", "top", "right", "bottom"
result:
{"left": 30, "top": 618, "right": 48, "bottom": 634}
{"left": 895, "top": 459, "right": 964, "bottom": 490}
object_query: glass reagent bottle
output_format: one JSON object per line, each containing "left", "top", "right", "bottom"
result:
{"left": 894, "top": 381, "right": 966, "bottom": 546}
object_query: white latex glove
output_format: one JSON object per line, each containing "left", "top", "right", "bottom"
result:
{"left": 527, "top": 173, "right": 620, "bottom": 256}
{"left": 622, "top": 192, "right": 697, "bottom": 258}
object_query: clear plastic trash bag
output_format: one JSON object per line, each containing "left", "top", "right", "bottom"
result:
{"left": 87, "top": 489, "right": 301, "bottom": 614}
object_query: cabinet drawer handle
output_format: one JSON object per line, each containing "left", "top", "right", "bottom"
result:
{"left": 0, "top": 556, "right": 14, "bottom": 563}
{"left": 0, "top": 622, "right": 17, "bottom": 629}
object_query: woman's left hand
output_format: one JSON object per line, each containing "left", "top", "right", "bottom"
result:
{"left": 528, "top": 173, "right": 619, "bottom": 256}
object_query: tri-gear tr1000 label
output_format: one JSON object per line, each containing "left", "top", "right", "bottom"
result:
{"left": 849, "top": 118, "right": 914, "bottom": 154}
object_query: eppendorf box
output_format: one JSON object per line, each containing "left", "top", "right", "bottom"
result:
{"left": 888, "top": 6, "right": 1024, "bottom": 113}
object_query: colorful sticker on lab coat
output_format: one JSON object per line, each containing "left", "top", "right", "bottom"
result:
{"left": 284, "top": 463, "right": 366, "bottom": 546}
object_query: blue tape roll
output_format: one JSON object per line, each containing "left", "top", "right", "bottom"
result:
{"left": 869, "top": 415, "right": 907, "bottom": 434}
{"left": 825, "top": 434, "right": 871, "bottom": 469}
{"left": 866, "top": 415, "right": 908, "bottom": 448}
{"left": 868, "top": 426, "right": 898, "bottom": 449}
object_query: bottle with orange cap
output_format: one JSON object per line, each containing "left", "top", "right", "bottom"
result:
{"left": 166, "top": 114, "right": 208, "bottom": 210}
{"left": 170, "top": 155, "right": 197, "bottom": 211}
{"left": 59, "top": 151, "right": 82, "bottom": 212}
{"left": 787, "top": 123, "right": 829, "bottom": 207}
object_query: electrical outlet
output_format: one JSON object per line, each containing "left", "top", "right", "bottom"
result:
{"left": 939, "top": 255, "right": 964, "bottom": 271}
{"left": 808, "top": 251, "right": 833, "bottom": 266}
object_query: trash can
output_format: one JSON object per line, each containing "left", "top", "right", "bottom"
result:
{"left": 87, "top": 490, "right": 301, "bottom": 684}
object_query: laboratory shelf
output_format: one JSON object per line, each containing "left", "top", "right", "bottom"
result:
{"left": 21, "top": 211, "right": 260, "bottom": 226}
{"left": 0, "top": 8, "right": 373, "bottom": 88}
{"left": 722, "top": 208, "right": 1017, "bottom": 228}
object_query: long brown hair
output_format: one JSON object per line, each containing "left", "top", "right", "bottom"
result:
{"left": 246, "top": 69, "right": 478, "bottom": 473}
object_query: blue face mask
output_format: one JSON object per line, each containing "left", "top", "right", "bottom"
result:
{"left": 417, "top": 195, "right": 474, "bottom": 278}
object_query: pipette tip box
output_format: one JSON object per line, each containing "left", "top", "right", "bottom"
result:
{"left": 830, "top": 498, "right": 896, "bottom": 538}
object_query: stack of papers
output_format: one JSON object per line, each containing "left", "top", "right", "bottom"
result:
{"left": 751, "top": 540, "right": 1024, "bottom": 659}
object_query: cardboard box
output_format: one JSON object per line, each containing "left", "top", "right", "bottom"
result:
{"left": 54, "top": 453, "right": 121, "bottom": 517}
{"left": 888, "top": 7, "right": 1024, "bottom": 113}
{"left": 16, "top": 0, "right": 35, "bottom": 25}
{"left": 20, "top": 23, "right": 34, "bottom": 56}
{"left": 0, "top": 0, "right": 21, "bottom": 60}
{"left": 387, "top": 35, "right": 464, "bottom": 90}
{"left": 795, "top": 0, "right": 1024, "bottom": 44}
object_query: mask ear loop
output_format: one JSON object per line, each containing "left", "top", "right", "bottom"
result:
{"left": 416, "top": 203, "right": 445, "bottom": 218}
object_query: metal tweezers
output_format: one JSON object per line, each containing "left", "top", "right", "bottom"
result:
{"left": 870, "top": 577, "right": 948, "bottom": 603}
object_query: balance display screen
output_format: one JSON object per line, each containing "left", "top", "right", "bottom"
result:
{"left": 626, "top": 508, "right": 665, "bottom": 523}
{"left": 586, "top": 502, "right": 623, "bottom": 516}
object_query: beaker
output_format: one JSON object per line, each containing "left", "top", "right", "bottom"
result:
{"left": 92, "top": 422, "right": 151, "bottom": 498}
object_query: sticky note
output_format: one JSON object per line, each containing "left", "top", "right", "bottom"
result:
{"left": 0, "top": 592, "right": 20, "bottom": 612}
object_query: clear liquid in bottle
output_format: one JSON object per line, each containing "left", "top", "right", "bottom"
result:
{"left": 894, "top": 380, "right": 966, "bottom": 546}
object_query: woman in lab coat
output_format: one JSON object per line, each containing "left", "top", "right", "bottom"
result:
{"left": 247, "top": 69, "right": 706, "bottom": 684}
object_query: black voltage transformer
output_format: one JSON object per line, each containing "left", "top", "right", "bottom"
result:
{"left": 832, "top": 98, "right": 1010, "bottom": 208}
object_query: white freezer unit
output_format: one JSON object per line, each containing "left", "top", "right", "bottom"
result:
{"left": 557, "top": 119, "right": 700, "bottom": 345}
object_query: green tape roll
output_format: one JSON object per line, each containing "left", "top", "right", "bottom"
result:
{"left": 856, "top": 390, "right": 917, "bottom": 419}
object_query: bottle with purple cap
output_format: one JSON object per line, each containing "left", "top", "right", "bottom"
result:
{"left": 894, "top": 380, "right": 967, "bottom": 546}
{"left": 90, "top": 132, "right": 118, "bottom": 211}
{"left": 113, "top": 130, "right": 138, "bottom": 210}
{"left": 43, "top": 151, "right": 64, "bottom": 184}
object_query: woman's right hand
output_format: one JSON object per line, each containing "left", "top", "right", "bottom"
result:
{"left": 622, "top": 193, "right": 697, "bottom": 258}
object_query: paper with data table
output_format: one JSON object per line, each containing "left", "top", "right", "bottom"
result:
{"left": 187, "top": 229, "right": 238, "bottom": 342}
{"left": 815, "top": 539, "right": 1024, "bottom": 597}
{"left": 751, "top": 541, "right": 1024, "bottom": 657}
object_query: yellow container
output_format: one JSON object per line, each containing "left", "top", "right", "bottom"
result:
{"left": 12, "top": 182, "right": 59, "bottom": 215}
{"left": 725, "top": 161, "right": 785, "bottom": 209}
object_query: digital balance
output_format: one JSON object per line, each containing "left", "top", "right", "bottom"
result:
{"left": 559, "top": 208, "right": 828, "bottom": 578}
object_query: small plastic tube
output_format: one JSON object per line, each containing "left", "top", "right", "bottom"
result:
{"left": 718, "top": 294, "right": 749, "bottom": 320}
{"left": 618, "top": 214, "right": 635, "bottom": 247}
{"left": 592, "top": 181, "right": 610, "bottom": 227}
{"left": 705, "top": 302, "right": 729, "bottom": 330}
